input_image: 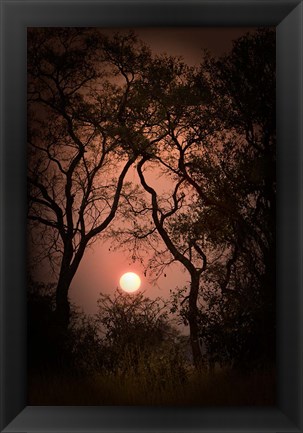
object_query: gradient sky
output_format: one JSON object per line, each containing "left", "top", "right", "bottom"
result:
{"left": 64, "top": 27, "right": 259, "bottom": 314}
{"left": 29, "top": 27, "right": 261, "bottom": 314}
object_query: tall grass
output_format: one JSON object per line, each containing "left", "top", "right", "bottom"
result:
{"left": 28, "top": 360, "right": 275, "bottom": 406}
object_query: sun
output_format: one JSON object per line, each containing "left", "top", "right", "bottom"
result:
{"left": 119, "top": 272, "right": 141, "bottom": 293}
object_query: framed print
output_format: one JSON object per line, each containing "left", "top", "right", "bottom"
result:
{"left": 1, "top": 0, "right": 302, "bottom": 432}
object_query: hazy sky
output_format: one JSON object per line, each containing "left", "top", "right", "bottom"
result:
{"left": 67, "top": 27, "right": 258, "bottom": 314}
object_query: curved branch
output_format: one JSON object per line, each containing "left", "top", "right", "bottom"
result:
{"left": 137, "top": 157, "right": 197, "bottom": 276}
{"left": 192, "top": 241, "right": 207, "bottom": 274}
{"left": 86, "top": 155, "right": 137, "bottom": 242}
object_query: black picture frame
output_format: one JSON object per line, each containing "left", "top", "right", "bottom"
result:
{"left": 1, "top": 0, "right": 302, "bottom": 431}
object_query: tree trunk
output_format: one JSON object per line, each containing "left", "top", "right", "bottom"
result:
{"left": 55, "top": 273, "right": 72, "bottom": 331}
{"left": 188, "top": 272, "right": 204, "bottom": 369}
{"left": 50, "top": 269, "right": 76, "bottom": 371}
{"left": 55, "top": 239, "right": 87, "bottom": 332}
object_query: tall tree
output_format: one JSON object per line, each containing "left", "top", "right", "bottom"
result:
{"left": 105, "top": 53, "right": 212, "bottom": 367}
{"left": 27, "top": 29, "right": 151, "bottom": 329}
{"left": 28, "top": 27, "right": 276, "bottom": 370}
{"left": 109, "top": 28, "right": 276, "bottom": 368}
{"left": 199, "top": 27, "right": 276, "bottom": 364}
{"left": 160, "top": 28, "right": 276, "bottom": 367}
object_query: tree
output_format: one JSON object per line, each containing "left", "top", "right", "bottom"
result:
{"left": 166, "top": 28, "right": 276, "bottom": 368}
{"left": 95, "top": 289, "right": 184, "bottom": 376}
{"left": 28, "top": 278, "right": 104, "bottom": 374}
{"left": 105, "top": 50, "right": 242, "bottom": 368}
{"left": 108, "top": 28, "right": 276, "bottom": 369}
{"left": 27, "top": 27, "right": 276, "bottom": 371}
{"left": 27, "top": 29, "right": 152, "bottom": 330}
{"left": 102, "top": 53, "right": 213, "bottom": 367}
{"left": 198, "top": 28, "right": 276, "bottom": 365}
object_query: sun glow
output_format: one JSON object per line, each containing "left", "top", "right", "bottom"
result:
{"left": 119, "top": 272, "right": 141, "bottom": 293}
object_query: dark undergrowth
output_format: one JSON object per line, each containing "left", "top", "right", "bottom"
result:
{"left": 28, "top": 366, "right": 275, "bottom": 406}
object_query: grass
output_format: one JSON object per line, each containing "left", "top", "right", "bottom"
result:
{"left": 28, "top": 366, "right": 275, "bottom": 406}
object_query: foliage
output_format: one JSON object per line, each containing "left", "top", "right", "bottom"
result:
{"left": 95, "top": 289, "right": 186, "bottom": 379}
{"left": 28, "top": 279, "right": 104, "bottom": 374}
{"left": 27, "top": 29, "right": 154, "bottom": 328}
{"left": 28, "top": 367, "right": 275, "bottom": 405}
{"left": 27, "top": 27, "right": 276, "bottom": 374}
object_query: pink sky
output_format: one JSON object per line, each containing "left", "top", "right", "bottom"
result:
{"left": 69, "top": 27, "right": 258, "bottom": 313}
{"left": 28, "top": 27, "right": 260, "bottom": 315}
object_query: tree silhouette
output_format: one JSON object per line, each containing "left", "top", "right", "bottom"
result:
{"left": 198, "top": 28, "right": 276, "bottom": 365}
{"left": 155, "top": 28, "right": 276, "bottom": 367}
{"left": 96, "top": 289, "right": 169, "bottom": 350}
{"left": 95, "top": 290, "right": 185, "bottom": 378}
{"left": 27, "top": 29, "right": 152, "bottom": 329}
{"left": 103, "top": 53, "right": 212, "bottom": 367}
{"left": 27, "top": 28, "right": 275, "bottom": 370}
{"left": 107, "top": 28, "right": 276, "bottom": 368}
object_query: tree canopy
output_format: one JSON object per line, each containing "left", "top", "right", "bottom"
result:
{"left": 28, "top": 27, "right": 276, "bottom": 369}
